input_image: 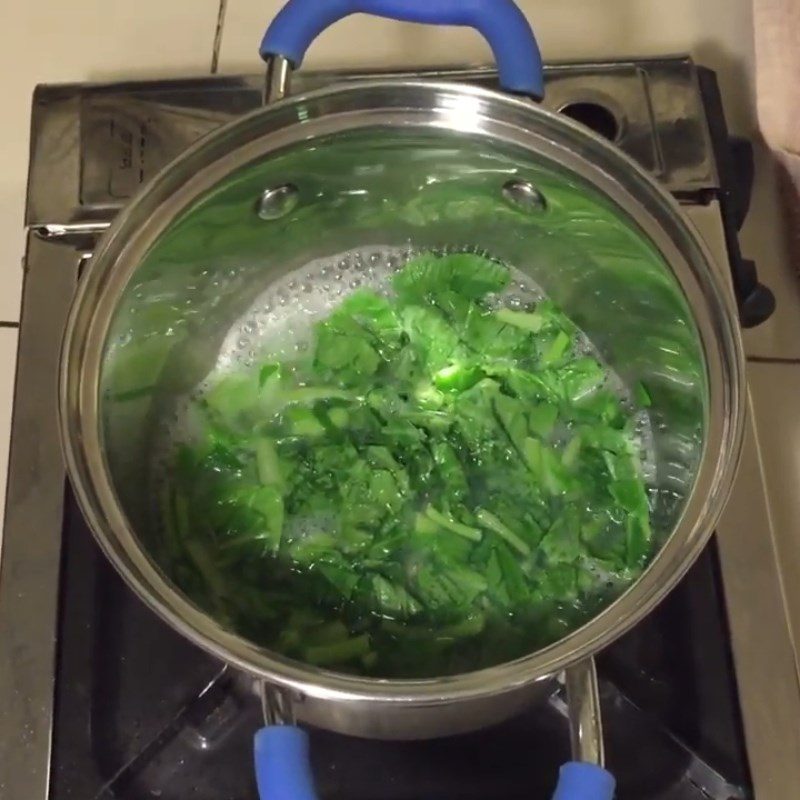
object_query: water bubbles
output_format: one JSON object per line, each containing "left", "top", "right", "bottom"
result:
{"left": 143, "top": 242, "right": 661, "bottom": 662}
{"left": 200, "top": 246, "right": 414, "bottom": 373}
{"left": 157, "top": 244, "right": 655, "bottom": 507}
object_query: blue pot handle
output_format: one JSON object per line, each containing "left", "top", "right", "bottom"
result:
{"left": 253, "top": 726, "right": 614, "bottom": 800}
{"left": 552, "top": 762, "right": 616, "bottom": 800}
{"left": 254, "top": 725, "right": 319, "bottom": 800}
{"left": 259, "top": 0, "right": 544, "bottom": 99}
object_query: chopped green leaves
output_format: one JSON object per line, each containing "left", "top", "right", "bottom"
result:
{"left": 162, "top": 251, "right": 654, "bottom": 678}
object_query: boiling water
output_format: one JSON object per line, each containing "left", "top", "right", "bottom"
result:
{"left": 149, "top": 246, "right": 658, "bottom": 675}
{"left": 158, "top": 245, "right": 655, "bottom": 479}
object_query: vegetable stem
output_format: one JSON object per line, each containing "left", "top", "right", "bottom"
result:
{"left": 255, "top": 437, "right": 283, "bottom": 488}
{"left": 185, "top": 540, "right": 227, "bottom": 599}
{"left": 494, "top": 307, "right": 545, "bottom": 332}
{"left": 542, "top": 330, "right": 571, "bottom": 364}
{"left": 303, "top": 634, "right": 372, "bottom": 666}
{"left": 476, "top": 509, "right": 531, "bottom": 557}
{"left": 437, "top": 613, "right": 486, "bottom": 639}
{"left": 425, "top": 506, "right": 482, "bottom": 542}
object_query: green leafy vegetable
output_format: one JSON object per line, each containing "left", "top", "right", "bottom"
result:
{"left": 160, "top": 252, "right": 654, "bottom": 678}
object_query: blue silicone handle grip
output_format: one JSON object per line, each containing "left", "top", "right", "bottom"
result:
{"left": 253, "top": 728, "right": 612, "bottom": 800}
{"left": 259, "top": 0, "right": 544, "bottom": 98}
{"left": 254, "top": 726, "right": 319, "bottom": 800}
{"left": 551, "top": 762, "right": 616, "bottom": 800}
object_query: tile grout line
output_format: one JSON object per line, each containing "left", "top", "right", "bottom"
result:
{"left": 0, "top": 322, "right": 19, "bottom": 330}
{"left": 210, "top": 0, "right": 229, "bottom": 74}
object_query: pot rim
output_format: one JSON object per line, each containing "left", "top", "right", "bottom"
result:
{"left": 59, "top": 79, "right": 745, "bottom": 707}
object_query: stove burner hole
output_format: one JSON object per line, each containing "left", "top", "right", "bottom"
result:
{"left": 559, "top": 102, "right": 620, "bottom": 141}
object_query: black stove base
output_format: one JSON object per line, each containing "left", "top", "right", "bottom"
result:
{"left": 50, "top": 491, "right": 750, "bottom": 800}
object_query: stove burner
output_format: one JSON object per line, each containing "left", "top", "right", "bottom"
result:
{"left": 559, "top": 101, "right": 621, "bottom": 141}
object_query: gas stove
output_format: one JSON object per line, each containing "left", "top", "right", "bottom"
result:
{"left": 1, "top": 57, "right": 798, "bottom": 800}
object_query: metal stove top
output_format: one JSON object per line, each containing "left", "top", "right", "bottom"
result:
{"left": 1, "top": 56, "right": 798, "bottom": 800}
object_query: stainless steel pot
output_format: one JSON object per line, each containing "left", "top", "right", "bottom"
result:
{"left": 59, "top": 0, "right": 744, "bottom": 743}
